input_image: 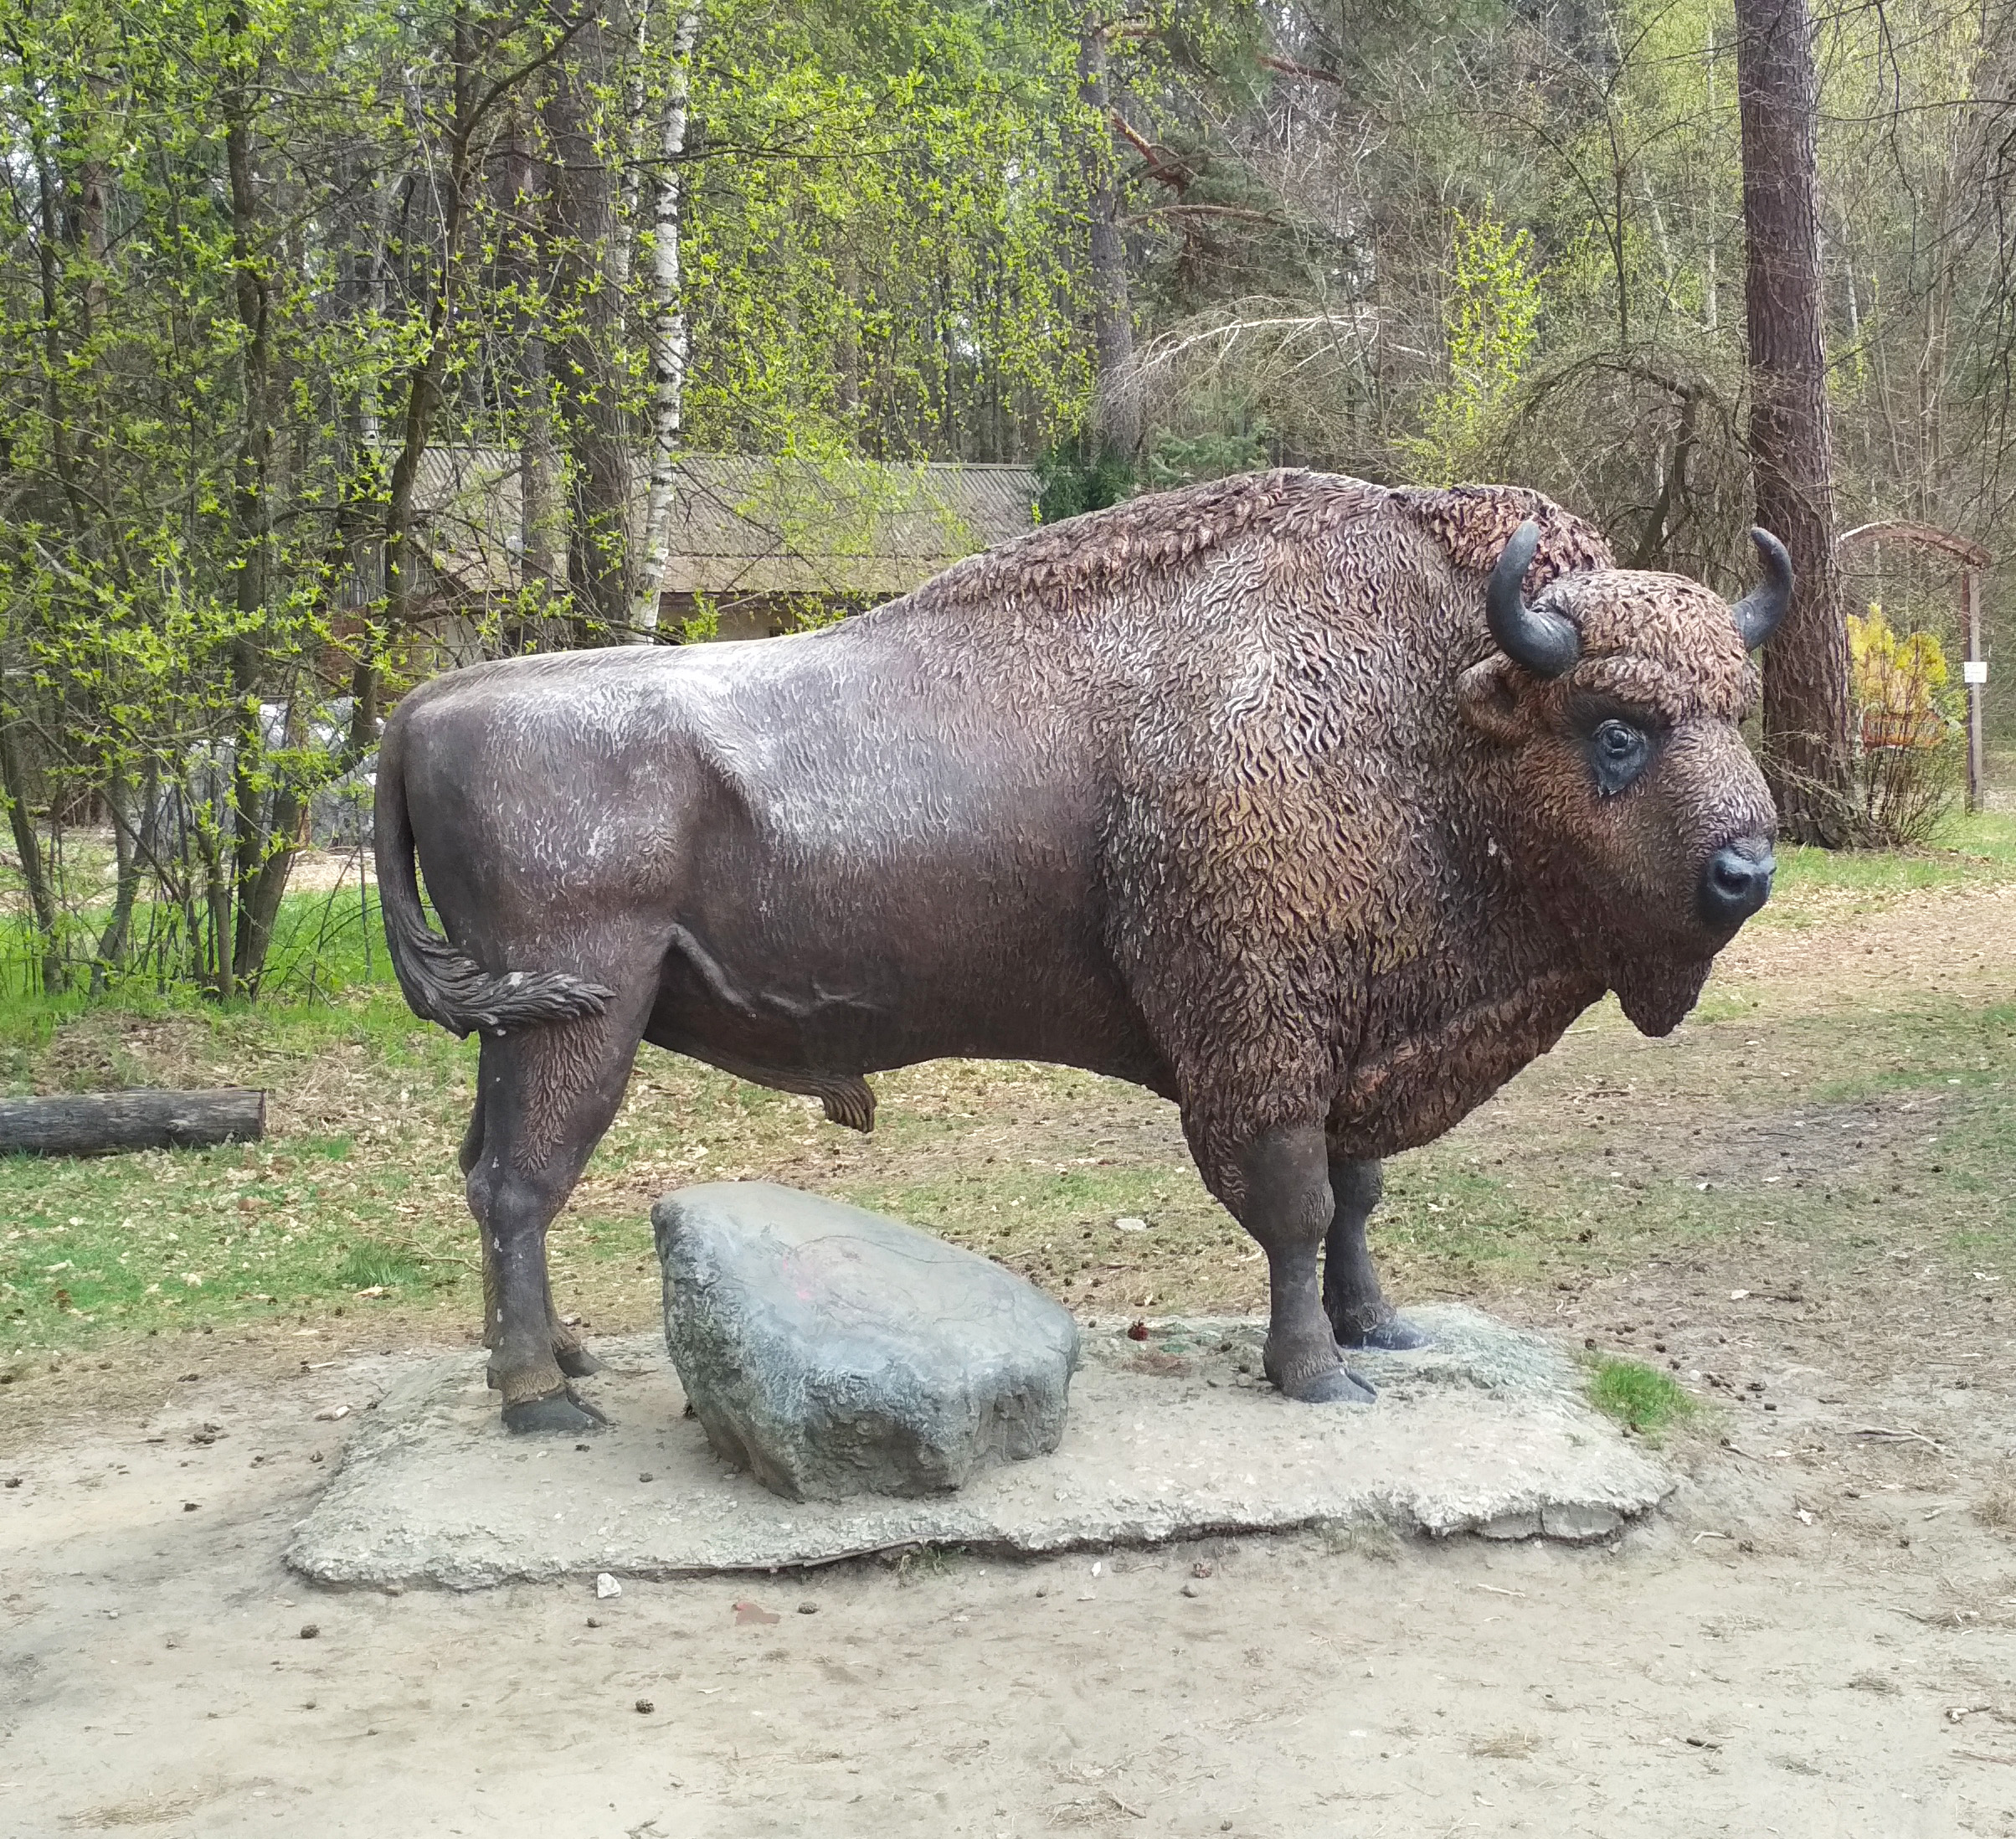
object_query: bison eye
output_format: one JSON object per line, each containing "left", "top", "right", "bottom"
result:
{"left": 1590, "top": 719, "right": 1651, "bottom": 796}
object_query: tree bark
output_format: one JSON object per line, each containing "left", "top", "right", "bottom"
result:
{"left": 1735, "top": 0, "right": 1852, "bottom": 843}
{"left": 0, "top": 1088, "right": 265, "bottom": 1156}
{"left": 547, "top": 13, "right": 635, "bottom": 641}
{"left": 90, "top": 771, "right": 141, "bottom": 994}
{"left": 1077, "top": 13, "right": 1138, "bottom": 458}
{"left": 630, "top": 4, "right": 700, "bottom": 641}
{"left": 223, "top": 1, "right": 291, "bottom": 994}
{"left": 0, "top": 676, "right": 60, "bottom": 995}
{"left": 502, "top": 100, "right": 561, "bottom": 646}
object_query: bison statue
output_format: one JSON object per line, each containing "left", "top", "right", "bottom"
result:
{"left": 375, "top": 472, "right": 1787, "bottom": 1432}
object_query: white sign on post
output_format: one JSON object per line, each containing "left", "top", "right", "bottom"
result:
{"left": 1963, "top": 659, "right": 1988, "bottom": 685}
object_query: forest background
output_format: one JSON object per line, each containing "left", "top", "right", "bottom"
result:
{"left": 2, "top": 0, "right": 2014, "bottom": 1006}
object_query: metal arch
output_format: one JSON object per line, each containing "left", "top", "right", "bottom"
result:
{"left": 1838, "top": 520, "right": 1992, "bottom": 570}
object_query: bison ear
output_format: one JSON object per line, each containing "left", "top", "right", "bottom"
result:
{"left": 1457, "top": 655, "right": 1534, "bottom": 745}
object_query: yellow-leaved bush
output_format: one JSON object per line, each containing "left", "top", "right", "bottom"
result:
{"left": 1845, "top": 605, "right": 1964, "bottom": 843}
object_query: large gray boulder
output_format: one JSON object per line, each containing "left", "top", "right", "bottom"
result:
{"left": 653, "top": 1182, "right": 1080, "bottom": 1502}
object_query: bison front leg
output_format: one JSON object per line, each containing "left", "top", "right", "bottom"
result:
{"left": 1322, "top": 1156, "right": 1429, "bottom": 1352}
{"left": 1236, "top": 1125, "right": 1376, "bottom": 1405}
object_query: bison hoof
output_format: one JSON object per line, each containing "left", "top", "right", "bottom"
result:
{"left": 555, "top": 1343, "right": 602, "bottom": 1378}
{"left": 1284, "top": 1364, "right": 1377, "bottom": 1405}
{"left": 503, "top": 1388, "right": 609, "bottom": 1435}
{"left": 1336, "top": 1313, "right": 1430, "bottom": 1352}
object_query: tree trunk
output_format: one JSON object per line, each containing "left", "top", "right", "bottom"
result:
{"left": 547, "top": 15, "right": 635, "bottom": 642}
{"left": 502, "top": 97, "right": 561, "bottom": 648}
{"left": 1077, "top": 13, "right": 1138, "bottom": 459}
{"left": 90, "top": 773, "right": 141, "bottom": 994}
{"left": 223, "top": 0, "right": 285, "bottom": 994}
{"left": 0, "top": 678, "right": 60, "bottom": 995}
{"left": 0, "top": 1088, "right": 265, "bottom": 1156}
{"left": 630, "top": 4, "right": 700, "bottom": 642}
{"left": 1735, "top": 0, "right": 1852, "bottom": 844}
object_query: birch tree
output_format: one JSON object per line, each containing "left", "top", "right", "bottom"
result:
{"left": 630, "top": 3, "right": 701, "bottom": 641}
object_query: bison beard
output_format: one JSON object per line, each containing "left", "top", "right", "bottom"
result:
{"left": 1610, "top": 957, "right": 1715, "bottom": 1038}
{"left": 377, "top": 470, "right": 1782, "bottom": 1432}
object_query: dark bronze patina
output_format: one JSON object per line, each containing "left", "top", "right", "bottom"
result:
{"left": 375, "top": 472, "right": 1787, "bottom": 1431}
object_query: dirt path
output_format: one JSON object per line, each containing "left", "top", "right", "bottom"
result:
{"left": 3, "top": 1341, "right": 2013, "bottom": 1838}
{"left": 4, "top": 879, "right": 2016, "bottom": 1836}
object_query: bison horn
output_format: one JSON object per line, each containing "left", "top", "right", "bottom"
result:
{"left": 1731, "top": 527, "right": 1793, "bottom": 650}
{"left": 1487, "top": 520, "right": 1580, "bottom": 678}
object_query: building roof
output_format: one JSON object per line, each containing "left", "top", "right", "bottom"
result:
{"left": 411, "top": 448, "right": 1040, "bottom": 603}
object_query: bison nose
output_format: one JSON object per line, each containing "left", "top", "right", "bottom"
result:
{"left": 1700, "top": 839, "right": 1775, "bottom": 927}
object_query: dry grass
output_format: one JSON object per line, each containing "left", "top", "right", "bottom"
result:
{"left": 1974, "top": 1470, "right": 2016, "bottom": 1533}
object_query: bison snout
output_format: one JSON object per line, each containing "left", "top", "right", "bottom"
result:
{"left": 1700, "top": 838, "right": 1775, "bottom": 928}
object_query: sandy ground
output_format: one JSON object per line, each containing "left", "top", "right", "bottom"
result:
{"left": 3, "top": 1343, "right": 2013, "bottom": 1838}
{"left": 3, "top": 883, "right": 2016, "bottom": 1835}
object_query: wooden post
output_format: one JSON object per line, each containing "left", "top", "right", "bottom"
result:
{"left": 1966, "top": 565, "right": 1984, "bottom": 814}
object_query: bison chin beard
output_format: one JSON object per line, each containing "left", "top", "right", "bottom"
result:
{"left": 1609, "top": 954, "right": 1713, "bottom": 1038}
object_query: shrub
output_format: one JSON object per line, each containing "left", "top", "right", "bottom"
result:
{"left": 1846, "top": 605, "right": 1965, "bottom": 847}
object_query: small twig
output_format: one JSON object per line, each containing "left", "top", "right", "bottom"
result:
{"left": 1474, "top": 1584, "right": 1527, "bottom": 1598}
{"left": 1104, "top": 1789, "right": 1147, "bottom": 1818}
{"left": 1952, "top": 1749, "right": 2015, "bottom": 1766}
{"left": 1853, "top": 1425, "right": 1946, "bottom": 1452}
{"left": 1257, "top": 50, "right": 1341, "bottom": 84}
{"left": 1692, "top": 1530, "right": 1731, "bottom": 1543}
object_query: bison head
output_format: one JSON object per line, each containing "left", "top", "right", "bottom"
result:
{"left": 1456, "top": 521, "right": 1789, "bottom": 1036}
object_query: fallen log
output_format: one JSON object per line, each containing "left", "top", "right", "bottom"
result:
{"left": 0, "top": 1088, "right": 266, "bottom": 1156}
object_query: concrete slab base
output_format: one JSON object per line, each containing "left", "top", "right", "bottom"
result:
{"left": 285, "top": 1306, "right": 1672, "bottom": 1590}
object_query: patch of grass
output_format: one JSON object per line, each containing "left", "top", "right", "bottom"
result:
{"left": 888, "top": 1543, "right": 968, "bottom": 1584}
{"left": 1764, "top": 808, "right": 2016, "bottom": 920}
{"left": 0, "top": 1135, "right": 479, "bottom": 1360}
{"left": 334, "top": 1238, "right": 437, "bottom": 1291}
{"left": 1586, "top": 1356, "right": 1698, "bottom": 1437}
{"left": 0, "top": 881, "right": 393, "bottom": 1013}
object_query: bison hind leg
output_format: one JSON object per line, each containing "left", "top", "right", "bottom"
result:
{"left": 469, "top": 976, "right": 659, "bottom": 1434}
{"left": 467, "top": 1085, "right": 604, "bottom": 1383}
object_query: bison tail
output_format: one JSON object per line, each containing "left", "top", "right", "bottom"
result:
{"left": 373, "top": 712, "right": 614, "bottom": 1039}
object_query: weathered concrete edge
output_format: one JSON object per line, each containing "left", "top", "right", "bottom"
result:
{"left": 288, "top": 1482, "right": 1670, "bottom": 1593}
{"left": 286, "top": 1456, "right": 1672, "bottom": 1594}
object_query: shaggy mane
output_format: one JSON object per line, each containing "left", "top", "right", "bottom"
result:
{"left": 902, "top": 469, "right": 1613, "bottom": 619}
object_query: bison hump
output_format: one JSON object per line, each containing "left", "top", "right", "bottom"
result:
{"left": 1393, "top": 485, "right": 1613, "bottom": 591}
